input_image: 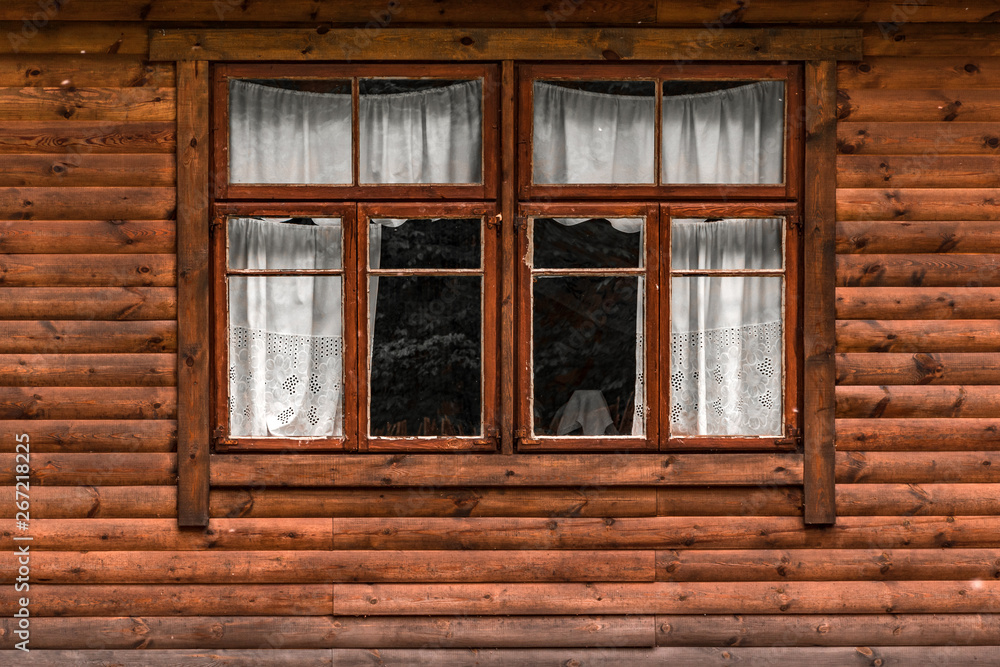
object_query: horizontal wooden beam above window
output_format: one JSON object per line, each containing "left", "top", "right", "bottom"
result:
{"left": 149, "top": 27, "right": 863, "bottom": 62}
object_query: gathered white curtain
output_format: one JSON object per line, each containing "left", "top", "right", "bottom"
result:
{"left": 662, "top": 80, "right": 785, "bottom": 184}
{"left": 229, "top": 79, "right": 482, "bottom": 185}
{"left": 670, "top": 218, "right": 783, "bottom": 436}
{"left": 228, "top": 218, "right": 344, "bottom": 437}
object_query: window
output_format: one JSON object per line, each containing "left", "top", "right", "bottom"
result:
{"left": 211, "top": 61, "right": 802, "bottom": 453}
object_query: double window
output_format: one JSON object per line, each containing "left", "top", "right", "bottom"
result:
{"left": 212, "top": 62, "right": 802, "bottom": 452}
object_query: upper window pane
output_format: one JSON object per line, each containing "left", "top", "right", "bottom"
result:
{"left": 533, "top": 217, "right": 643, "bottom": 269}
{"left": 360, "top": 79, "right": 483, "bottom": 184}
{"left": 228, "top": 217, "right": 343, "bottom": 271}
{"left": 662, "top": 80, "right": 785, "bottom": 184}
{"left": 533, "top": 81, "right": 655, "bottom": 184}
{"left": 671, "top": 218, "right": 782, "bottom": 270}
{"left": 229, "top": 79, "right": 353, "bottom": 185}
{"left": 370, "top": 218, "right": 481, "bottom": 270}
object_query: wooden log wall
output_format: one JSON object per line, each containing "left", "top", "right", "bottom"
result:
{"left": 2, "top": 5, "right": 1000, "bottom": 664}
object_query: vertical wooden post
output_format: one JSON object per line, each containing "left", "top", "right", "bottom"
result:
{"left": 500, "top": 60, "right": 516, "bottom": 455}
{"left": 803, "top": 60, "right": 837, "bottom": 525}
{"left": 176, "top": 60, "right": 211, "bottom": 526}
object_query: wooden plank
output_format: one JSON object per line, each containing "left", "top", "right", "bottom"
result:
{"left": 0, "top": 486, "right": 177, "bottom": 518}
{"left": 837, "top": 418, "right": 1000, "bottom": 451}
{"left": 0, "top": 386, "right": 176, "bottom": 420}
{"left": 0, "top": 649, "right": 333, "bottom": 665}
{"left": 0, "top": 287, "right": 176, "bottom": 320}
{"left": 0, "top": 187, "right": 175, "bottom": 220}
{"left": 0, "top": 518, "right": 329, "bottom": 550}
{"left": 837, "top": 352, "right": 1000, "bottom": 385}
{"left": 0, "top": 22, "right": 148, "bottom": 55}
{"left": 0, "top": 87, "right": 174, "bottom": 121}
{"left": 837, "top": 253, "right": 1000, "bottom": 287}
{"left": 656, "top": 548, "right": 1000, "bottom": 582}
{"left": 211, "top": 453, "right": 804, "bottom": 487}
{"left": 150, "top": 28, "right": 863, "bottom": 62}
{"left": 8, "top": 516, "right": 1000, "bottom": 551}
{"left": 175, "top": 60, "right": 210, "bottom": 528}
{"left": 836, "top": 385, "right": 1000, "bottom": 418}
{"left": 3, "top": 550, "right": 654, "bottom": 584}
{"left": 836, "top": 287, "right": 1000, "bottom": 320}
{"left": 837, "top": 89, "right": 1000, "bottom": 123}
{"left": 0, "top": 453, "right": 175, "bottom": 486}
{"left": 838, "top": 188, "right": 1000, "bottom": 221}
{"left": 836, "top": 219, "right": 1000, "bottom": 253}
{"left": 837, "top": 122, "right": 1000, "bottom": 155}
{"left": 0, "top": 321, "right": 176, "bottom": 354}
{"left": 0, "top": 420, "right": 176, "bottom": 453}
{"left": 0, "top": 353, "right": 177, "bottom": 387}
{"left": 0, "top": 1, "right": 657, "bottom": 23}
{"left": 657, "top": 487, "right": 802, "bottom": 517}
{"left": 803, "top": 60, "right": 838, "bottom": 525}
{"left": 659, "top": 1, "right": 1000, "bottom": 24}
{"left": 0, "top": 219, "right": 175, "bottom": 253}
{"left": 0, "top": 155, "right": 175, "bottom": 187}
{"left": 656, "top": 613, "right": 1000, "bottom": 646}
{"left": 0, "top": 584, "right": 332, "bottom": 616}
{"left": 212, "top": 487, "right": 657, "bottom": 519}
{"left": 0, "top": 615, "right": 656, "bottom": 650}
{"left": 0, "top": 486, "right": 656, "bottom": 519}
{"left": 838, "top": 156, "right": 1000, "bottom": 189}
{"left": 0, "top": 121, "right": 175, "bottom": 154}
{"left": 0, "top": 55, "right": 174, "bottom": 87}
{"left": 0, "top": 255, "right": 175, "bottom": 286}
{"left": 838, "top": 483, "right": 1000, "bottom": 516}
{"left": 837, "top": 451, "right": 1000, "bottom": 484}
{"left": 839, "top": 57, "right": 1000, "bottom": 90}
{"left": 836, "top": 319, "right": 1000, "bottom": 353}
{"left": 863, "top": 24, "right": 1000, "bottom": 57}
{"left": 333, "top": 581, "right": 1000, "bottom": 614}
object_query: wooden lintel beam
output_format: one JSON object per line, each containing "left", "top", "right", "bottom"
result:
{"left": 149, "top": 27, "right": 863, "bottom": 62}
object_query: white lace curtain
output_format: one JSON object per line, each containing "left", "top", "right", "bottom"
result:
{"left": 229, "top": 79, "right": 482, "bottom": 185}
{"left": 228, "top": 218, "right": 344, "bottom": 437}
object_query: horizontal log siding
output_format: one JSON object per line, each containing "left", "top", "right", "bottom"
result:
{"left": 1, "top": 17, "right": 999, "bottom": 663}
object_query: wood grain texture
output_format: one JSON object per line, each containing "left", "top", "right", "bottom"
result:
{"left": 863, "top": 23, "right": 1000, "bottom": 57}
{"left": 836, "top": 220, "right": 1000, "bottom": 253}
{"left": 0, "top": 287, "right": 176, "bottom": 320}
{"left": 0, "top": 321, "right": 176, "bottom": 354}
{"left": 0, "top": 386, "right": 176, "bottom": 420}
{"left": 0, "top": 55, "right": 174, "bottom": 87}
{"left": 836, "top": 385, "right": 1000, "bottom": 418}
{"left": 837, "top": 122, "right": 1000, "bottom": 155}
{"left": 0, "top": 486, "right": 178, "bottom": 518}
{"left": 837, "top": 189, "right": 1000, "bottom": 221}
{"left": 0, "top": 420, "right": 176, "bottom": 453}
{"left": 0, "top": 155, "right": 175, "bottom": 187}
{"left": 836, "top": 287, "right": 1000, "bottom": 320}
{"left": 839, "top": 57, "right": 1000, "bottom": 89}
{"left": 0, "top": 86, "right": 174, "bottom": 121}
{"left": 836, "top": 320, "right": 1000, "bottom": 353}
{"left": 837, "top": 451, "right": 1000, "bottom": 484}
{"left": 210, "top": 453, "right": 803, "bottom": 487}
{"left": 659, "top": 1, "right": 1000, "bottom": 24}
{"left": 0, "top": 22, "right": 148, "bottom": 55}
{"left": 0, "top": 220, "right": 175, "bottom": 253}
{"left": 837, "top": 254, "right": 1000, "bottom": 287}
{"left": 0, "top": 186, "right": 174, "bottom": 220}
{"left": 837, "top": 89, "right": 1000, "bottom": 122}
{"left": 837, "top": 352, "right": 1000, "bottom": 385}
{"left": 175, "top": 60, "right": 210, "bottom": 527}
{"left": 836, "top": 418, "right": 1000, "bottom": 450}
{"left": 150, "top": 27, "right": 863, "bottom": 62}
{"left": 0, "top": 121, "right": 175, "bottom": 154}
{"left": 0, "top": 353, "right": 176, "bottom": 386}
{"left": 0, "top": 453, "right": 175, "bottom": 486}
{"left": 803, "top": 60, "right": 837, "bottom": 525}
{"left": 0, "top": 254, "right": 176, "bottom": 286}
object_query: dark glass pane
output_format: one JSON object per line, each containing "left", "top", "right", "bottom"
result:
{"left": 533, "top": 276, "right": 643, "bottom": 436}
{"left": 369, "top": 276, "right": 481, "bottom": 437}
{"left": 533, "top": 217, "right": 642, "bottom": 269}
{"left": 671, "top": 218, "right": 782, "bottom": 271}
{"left": 228, "top": 217, "right": 342, "bottom": 271}
{"left": 370, "top": 218, "right": 480, "bottom": 270}
{"left": 533, "top": 80, "right": 655, "bottom": 184}
{"left": 360, "top": 79, "right": 483, "bottom": 184}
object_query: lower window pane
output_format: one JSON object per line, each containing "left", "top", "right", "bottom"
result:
{"left": 228, "top": 276, "right": 344, "bottom": 437}
{"left": 533, "top": 276, "right": 644, "bottom": 437}
{"left": 369, "top": 276, "right": 482, "bottom": 437}
{"left": 670, "top": 275, "right": 782, "bottom": 436}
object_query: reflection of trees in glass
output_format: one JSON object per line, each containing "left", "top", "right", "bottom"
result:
{"left": 533, "top": 276, "right": 638, "bottom": 435}
{"left": 533, "top": 218, "right": 641, "bottom": 269}
{"left": 369, "top": 218, "right": 481, "bottom": 437}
